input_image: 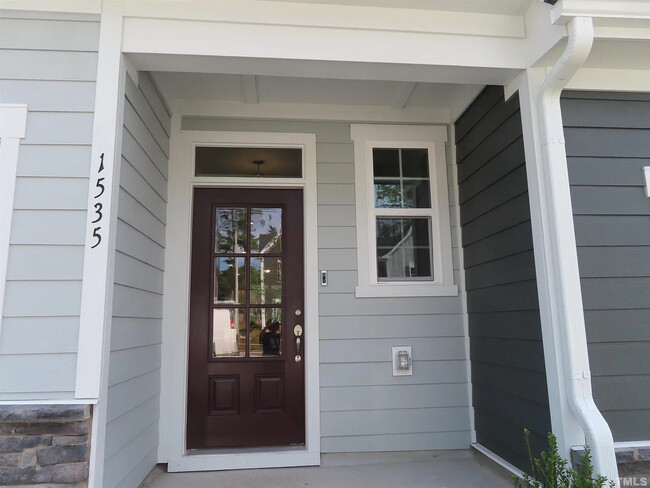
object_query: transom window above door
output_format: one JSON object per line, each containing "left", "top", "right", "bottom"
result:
{"left": 195, "top": 146, "right": 303, "bottom": 178}
{"left": 212, "top": 206, "right": 285, "bottom": 358}
{"left": 351, "top": 124, "right": 458, "bottom": 298}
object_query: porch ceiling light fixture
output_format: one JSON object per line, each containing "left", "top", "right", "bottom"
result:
{"left": 543, "top": 0, "right": 558, "bottom": 5}
{"left": 253, "top": 159, "right": 265, "bottom": 177}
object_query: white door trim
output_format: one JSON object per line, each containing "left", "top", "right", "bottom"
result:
{"left": 159, "top": 124, "right": 321, "bottom": 471}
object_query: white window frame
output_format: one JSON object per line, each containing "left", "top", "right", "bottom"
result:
{"left": 351, "top": 124, "right": 457, "bottom": 298}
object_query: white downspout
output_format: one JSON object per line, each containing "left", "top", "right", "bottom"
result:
{"left": 537, "top": 16, "right": 619, "bottom": 486}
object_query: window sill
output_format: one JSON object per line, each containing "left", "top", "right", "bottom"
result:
{"left": 355, "top": 283, "right": 459, "bottom": 298}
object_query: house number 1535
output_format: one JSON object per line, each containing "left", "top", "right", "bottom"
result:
{"left": 90, "top": 153, "right": 106, "bottom": 249}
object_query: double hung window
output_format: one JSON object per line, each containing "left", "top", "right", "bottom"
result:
{"left": 351, "top": 125, "right": 457, "bottom": 297}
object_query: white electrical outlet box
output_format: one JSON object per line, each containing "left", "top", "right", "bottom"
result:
{"left": 392, "top": 346, "right": 413, "bottom": 376}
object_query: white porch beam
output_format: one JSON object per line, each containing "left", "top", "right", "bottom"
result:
{"left": 241, "top": 75, "right": 259, "bottom": 104}
{"left": 179, "top": 100, "right": 451, "bottom": 124}
{"left": 129, "top": 54, "right": 520, "bottom": 87}
{"left": 122, "top": 1, "right": 525, "bottom": 39}
{"left": 389, "top": 82, "right": 417, "bottom": 109}
{"left": 122, "top": 18, "right": 526, "bottom": 71}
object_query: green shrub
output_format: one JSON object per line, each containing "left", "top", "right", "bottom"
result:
{"left": 513, "top": 429, "right": 614, "bottom": 488}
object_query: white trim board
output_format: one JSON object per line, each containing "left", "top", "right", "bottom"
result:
{"left": 471, "top": 443, "right": 526, "bottom": 480}
{"left": 0, "top": 104, "right": 27, "bottom": 349}
{"left": 159, "top": 128, "right": 320, "bottom": 472}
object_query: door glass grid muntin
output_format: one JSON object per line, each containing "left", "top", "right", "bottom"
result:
{"left": 210, "top": 204, "right": 285, "bottom": 360}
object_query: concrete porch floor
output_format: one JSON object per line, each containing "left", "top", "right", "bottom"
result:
{"left": 145, "top": 450, "right": 514, "bottom": 488}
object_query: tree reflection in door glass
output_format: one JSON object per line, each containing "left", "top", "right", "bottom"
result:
{"left": 215, "top": 208, "right": 248, "bottom": 253}
{"left": 214, "top": 257, "right": 246, "bottom": 304}
{"left": 212, "top": 308, "right": 245, "bottom": 357}
{"left": 251, "top": 208, "right": 282, "bottom": 253}
{"left": 250, "top": 257, "right": 282, "bottom": 304}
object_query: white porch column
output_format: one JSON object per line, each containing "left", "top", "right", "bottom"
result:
{"left": 518, "top": 67, "right": 586, "bottom": 458}
{"left": 517, "top": 20, "right": 619, "bottom": 482}
{"left": 75, "top": 1, "right": 126, "bottom": 486}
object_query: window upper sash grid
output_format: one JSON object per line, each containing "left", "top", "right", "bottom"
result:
{"left": 372, "top": 147, "right": 433, "bottom": 210}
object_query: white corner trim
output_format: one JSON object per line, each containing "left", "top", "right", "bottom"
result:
{"left": 448, "top": 124, "right": 476, "bottom": 444}
{"left": 350, "top": 124, "right": 456, "bottom": 299}
{"left": 0, "top": 104, "right": 28, "bottom": 342}
{"left": 644, "top": 166, "right": 650, "bottom": 198}
{"left": 159, "top": 128, "right": 320, "bottom": 471}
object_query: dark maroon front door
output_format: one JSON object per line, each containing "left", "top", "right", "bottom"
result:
{"left": 187, "top": 188, "right": 305, "bottom": 449}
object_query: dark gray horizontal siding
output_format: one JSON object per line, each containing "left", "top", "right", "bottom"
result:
{"left": 563, "top": 91, "right": 650, "bottom": 442}
{"left": 455, "top": 86, "right": 551, "bottom": 471}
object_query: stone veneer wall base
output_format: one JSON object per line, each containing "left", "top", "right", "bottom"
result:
{"left": 572, "top": 445, "right": 650, "bottom": 485}
{"left": 0, "top": 405, "right": 91, "bottom": 486}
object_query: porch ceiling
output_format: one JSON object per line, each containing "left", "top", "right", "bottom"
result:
{"left": 150, "top": 72, "right": 482, "bottom": 113}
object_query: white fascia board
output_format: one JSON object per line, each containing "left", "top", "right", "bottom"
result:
{"left": 122, "top": 18, "right": 526, "bottom": 71}
{"left": 0, "top": 0, "right": 100, "bottom": 14}
{"left": 179, "top": 100, "right": 451, "bottom": 124}
{"left": 595, "top": 25, "right": 650, "bottom": 40}
{"left": 123, "top": 1, "right": 525, "bottom": 39}
{"left": 566, "top": 67, "right": 650, "bottom": 92}
{"left": 552, "top": 0, "right": 650, "bottom": 24}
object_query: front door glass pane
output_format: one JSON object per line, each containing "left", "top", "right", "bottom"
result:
{"left": 213, "top": 206, "right": 285, "bottom": 359}
{"left": 215, "top": 208, "right": 248, "bottom": 253}
{"left": 250, "top": 257, "right": 282, "bottom": 305}
{"left": 214, "top": 257, "right": 246, "bottom": 304}
{"left": 249, "top": 308, "right": 283, "bottom": 357}
{"left": 251, "top": 208, "right": 282, "bottom": 253}
{"left": 212, "top": 308, "right": 246, "bottom": 358}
